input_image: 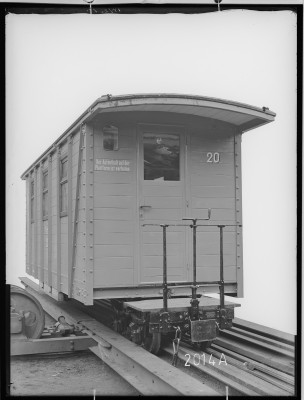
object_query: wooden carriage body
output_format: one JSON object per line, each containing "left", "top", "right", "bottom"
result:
{"left": 21, "top": 94, "right": 275, "bottom": 305}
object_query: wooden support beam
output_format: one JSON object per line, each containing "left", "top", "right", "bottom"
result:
{"left": 234, "top": 133, "right": 243, "bottom": 297}
{"left": 56, "top": 148, "right": 62, "bottom": 295}
{"left": 26, "top": 178, "right": 31, "bottom": 275}
{"left": 84, "top": 124, "right": 94, "bottom": 305}
{"left": 39, "top": 167, "right": 44, "bottom": 284}
{"left": 34, "top": 168, "right": 38, "bottom": 279}
{"left": 67, "top": 137, "right": 73, "bottom": 297}
{"left": 11, "top": 336, "right": 96, "bottom": 356}
{"left": 70, "top": 128, "right": 85, "bottom": 297}
{"left": 48, "top": 155, "right": 52, "bottom": 287}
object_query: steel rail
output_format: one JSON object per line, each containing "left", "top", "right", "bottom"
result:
{"left": 18, "top": 277, "right": 295, "bottom": 396}
{"left": 162, "top": 346, "right": 255, "bottom": 396}
{"left": 228, "top": 326, "right": 294, "bottom": 352}
{"left": 162, "top": 343, "right": 291, "bottom": 396}
{"left": 19, "top": 277, "right": 217, "bottom": 396}
{"left": 80, "top": 300, "right": 288, "bottom": 396}
{"left": 219, "top": 329, "right": 294, "bottom": 358}
{"left": 232, "top": 317, "right": 295, "bottom": 346}
{"left": 208, "top": 345, "right": 294, "bottom": 394}
{"left": 90, "top": 291, "right": 295, "bottom": 395}
{"left": 215, "top": 335, "right": 294, "bottom": 375}
{"left": 162, "top": 316, "right": 295, "bottom": 396}
{"left": 210, "top": 344, "right": 294, "bottom": 388}
{"left": 214, "top": 335, "right": 294, "bottom": 376}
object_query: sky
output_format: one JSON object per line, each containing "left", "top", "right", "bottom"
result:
{"left": 6, "top": 9, "right": 297, "bottom": 334}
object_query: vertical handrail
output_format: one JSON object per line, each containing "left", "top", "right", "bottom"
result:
{"left": 143, "top": 217, "right": 240, "bottom": 324}
{"left": 191, "top": 219, "right": 199, "bottom": 320}
{"left": 161, "top": 224, "right": 169, "bottom": 311}
{"left": 183, "top": 212, "right": 211, "bottom": 319}
{"left": 192, "top": 219, "right": 197, "bottom": 290}
{"left": 218, "top": 225, "right": 225, "bottom": 311}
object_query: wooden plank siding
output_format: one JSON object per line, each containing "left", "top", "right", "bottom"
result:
{"left": 234, "top": 133, "right": 244, "bottom": 296}
{"left": 34, "top": 168, "right": 38, "bottom": 279}
{"left": 60, "top": 219, "right": 68, "bottom": 292}
{"left": 25, "top": 177, "right": 31, "bottom": 275}
{"left": 30, "top": 223, "right": 35, "bottom": 276}
{"left": 84, "top": 124, "right": 94, "bottom": 304}
{"left": 23, "top": 128, "right": 87, "bottom": 299}
{"left": 47, "top": 155, "right": 52, "bottom": 287}
{"left": 58, "top": 136, "right": 72, "bottom": 295}
{"left": 55, "top": 148, "right": 62, "bottom": 294}
{"left": 43, "top": 220, "right": 48, "bottom": 283}
{"left": 188, "top": 125, "right": 237, "bottom": 285}
{"left": 29, "top": 172, "right": 35, "bottom": 277}
{"left": 69, "top": 128, "right": 84, "bottom": 298}
{"left": 21, "top": 96, "right": 276, "bottom": 303}
{"left": 69, "top": 126, "right": 92, "bottom": 304}
{"left": 67, "top": 137, "right": 73, "bottom": 295}
{"left": 93, "top": 119, "right": 137, "bottom": 288}
{"left": 23, "top": 109, "right": 243, "bottom": 301}
{"left": 90, "top": 111, "right": 240, "bottom": 295}
{"left": 38, "top": 166, "right": 44, "bottom": 285}
{"left": 51, "top": 151, "right": 58, "bottom": 288}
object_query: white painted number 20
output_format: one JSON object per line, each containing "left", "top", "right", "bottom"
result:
{"left": 207, "top": 152, "right": 220, "bottom": 163}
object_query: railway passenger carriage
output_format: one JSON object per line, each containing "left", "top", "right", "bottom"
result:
{"left": 21, "top": 94, "right": 275, "bottom": 352}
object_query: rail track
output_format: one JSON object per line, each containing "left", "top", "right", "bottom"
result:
{"left": 18, "top": 278, "right": 217, "bottom": 396}
{"left": 18, "top": 278, "right": 296, "bottom": 396}
{"left": 162, "top": 318, "right": 295, "bottom": 396}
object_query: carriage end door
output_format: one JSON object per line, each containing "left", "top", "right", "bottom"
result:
{"left": 138, "top": 124, "right": 188, "bottom": 285}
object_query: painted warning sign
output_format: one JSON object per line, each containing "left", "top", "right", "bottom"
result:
{"left": 95, "top": 159, "right": 131, "bottom": 172}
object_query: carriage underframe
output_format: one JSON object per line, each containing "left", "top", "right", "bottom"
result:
{"left": 110, "top": 219, "right": 240, "bottom": 354}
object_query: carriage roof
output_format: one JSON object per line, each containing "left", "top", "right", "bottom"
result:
{"left": 21, "top": 93, "right": 275, "bottom": 179}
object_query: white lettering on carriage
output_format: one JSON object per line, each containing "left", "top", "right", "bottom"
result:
{"left": 95, "top": 158, "right": 131, "bottom": 172}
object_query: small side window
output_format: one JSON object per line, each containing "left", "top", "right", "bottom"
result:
{"left": 103, "top": 125, "right": 118, "bottom": 151}
{"left": 60, "top": 158, "right": 68, "bottom": 216}
{"left": 30, "top": 180, "right": 35, "bottom": 222}
{"left": 42, "top": 171, "right": 48, "bottom": 219}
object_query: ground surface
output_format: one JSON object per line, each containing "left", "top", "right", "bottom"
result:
{"left": 10, "top": 351, "right": 139, "bottom": 396}
{"left": 10, "top": 313, "right": 139, "bottom": 396}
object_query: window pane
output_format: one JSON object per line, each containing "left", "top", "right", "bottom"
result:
{"left": 31, "top": 181, "right": 34, "bottom": 197}
{"left": 60, "top": 182, "right": 67, "bottom": 213}
{"left": 103, "top": 125, "right": 118, "bottom": 151}
{"left": 43, "top": 192, "right": 48, "bottom": 217}
{"left": 43, "top": 172, "right": 48, "bottom": 190}
{"left": 144, "top": 133, "right": 180, "bottom": 181}
{"left": 61, "top": 159, "right": 67, "bottom": 180}
{"left": 31, "top": 198, "right": 34, "bottom": 221}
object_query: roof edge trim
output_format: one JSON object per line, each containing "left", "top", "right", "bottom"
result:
{"left": 21, "top": 93, "right": 276, "bottom": 179}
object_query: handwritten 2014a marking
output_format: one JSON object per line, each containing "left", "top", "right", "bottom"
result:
{"left": 185, "top": 352, "right": 227, "bottom": 367}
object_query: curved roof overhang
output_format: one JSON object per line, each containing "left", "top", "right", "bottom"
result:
{"left": 90, "top": 93, "right": 276, "bottom": 132}
{"left": 21, "top": 94, "right": 276, "bottom": 179}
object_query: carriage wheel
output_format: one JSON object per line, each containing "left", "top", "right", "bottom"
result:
{"left": 10, "top": 286, "right": 45, "bottom": 339}
{"left": 143, "top": 332, "right": 162, "bottom": 355}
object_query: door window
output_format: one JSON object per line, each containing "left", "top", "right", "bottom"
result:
{"left": 143, "top": 133, "right": 180, "bottom": 181}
